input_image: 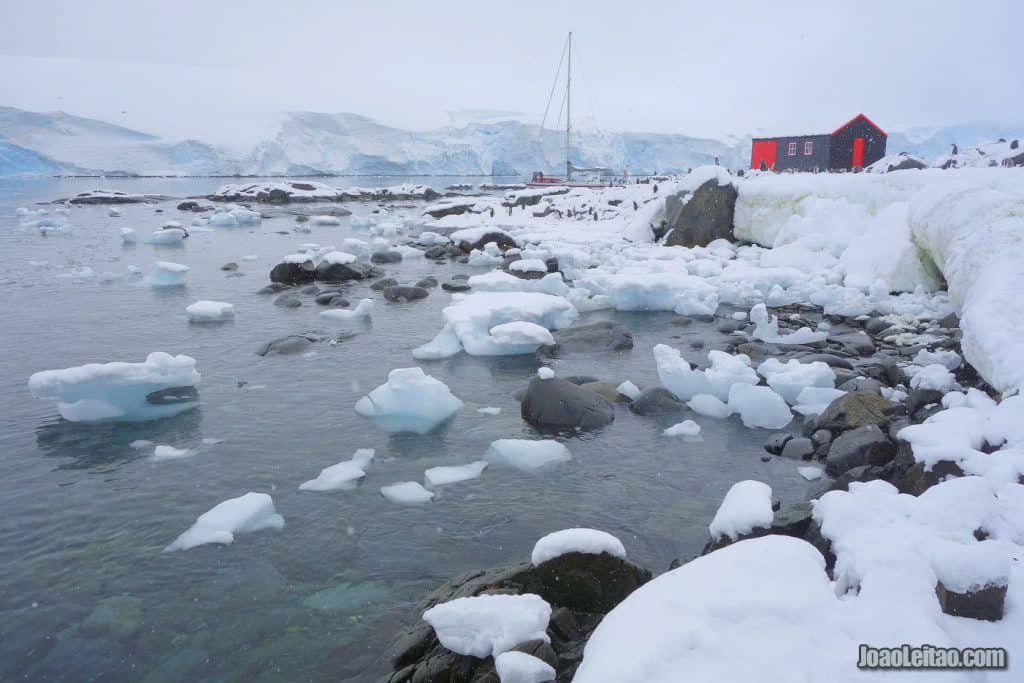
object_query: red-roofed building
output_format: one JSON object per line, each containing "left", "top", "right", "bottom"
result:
{"left": 750, "top": 114, "right": 887, "bottom": 172}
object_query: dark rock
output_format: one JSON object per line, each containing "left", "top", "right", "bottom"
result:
{"left": 906, "top": 388, "right": 944, "bottom": 418}
{"left": 900, "top": 460, "right": 965, "bottom": 496}
{"left": 371, "top": 251, "right": 403, "bottom": 264}
{"left": 771, "top": 502, "right": 814, "bottom": 537}
{"left": 838, "top": 377, "right": 883, "bottom": 394}
{"left": 177, "top": 200, "right": 207, "bottom": 212}
{"left": 441, "top": 282, "right": 471, "bottom": 293}
{"left": 423, "top": 245, "right": 448, "bottom": 259}
{"left": 781, "top": 437, "right": 815, "bottom": 460}
{"left": 538, "top": 321, "right": 633, "bottom": 358}
{"left": 662, "top": 178, "right": 737, "bottom": 247}
{"left": 830, "top": 331, "right": 876, "bottom": 356}
{"left": 315, "top": 294, "right": 350, "bottom": 307}
{"left": 764, "top": 432, "right": 793, "bottom": 455}
{"left": 273, "top": 294, "right": 302, "bottom": 308}
{"left": 424, "top": 202, "right": 475, "bottom": 219}
{"left": 562, "top": 376, "right": 601, "bottom": 386}
{"left": 628, "top": 387, "right": 684, "bottom": 415}
{"left": 315, "top": 260, "right": 373, "bottom": 282}
{"left": 864, "top": 317, "right": 892, "bottom": 335}
{"left": 511, "top": 639, "right": 558, "bottom": 669}
{"left": 826, "top": 425, "right": 896, "bottom": 476}
{"left": 579, "top": 381, "right": 632, "bottom": 403}
{"left": 220, "top": 262, "right": 239, "bottom": 271}
{"left": 270, "top": 259, "right": 315, "bottom": 284}
{"left": 256, "top": 335, "right": 316, "bottom": 356}
{"left": 811, "top": 429, "right": 833, "bottom": 447}
{"left": 416, "top": 277, "right": 438, "bottom": 289}
{"left": 384, "top": 286, "right": 429, "bottom": 302}
{"left": 545, "top": 257, "right": 560, "bottom": 273}
{"left": 939, "top": 312, "right": 960, "bottom": 329}
{"left": 798, "top": 353, "right": 855, "bottom": 370}
{"left": 817, "top": 391, "right": 893, "bottom": 432}
{"left": 461, "top": 231, "right": 517, "bottom": 253}
{"left": 529, "top": 552, "right": 651, "bottom": 613}
{"left": 936, "top": 582, "right": 1006, "bottom": 621}
{"left": 371, "top": 278, "right": 399, "bottom": 291}
{"left": 547, "top": 607, "right": 579, "bottom": 642}
{"left": 803, "top": 520, "right": 837, "bottom": 576}
{"left": 521, "top": 377, "right": 615, "bottom": 430}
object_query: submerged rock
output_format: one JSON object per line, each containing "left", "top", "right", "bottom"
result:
{"left": 628, "top": 387, "right": 684, "bottom": 415}
{"left": 383, "top": 285, "right": 429, "bottom": 302}
{"left": 314, "top": 260, "right": 372, "bottom": 283}
{"left": 521, "top": 377, "right": 614, "bottom": 430}
{"left": 538, "top": 321, "right": 633, "bottom": 358}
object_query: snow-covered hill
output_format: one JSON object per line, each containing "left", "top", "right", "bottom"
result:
{"left": 0, "top": 105, "right": 1021, "bottom": 177}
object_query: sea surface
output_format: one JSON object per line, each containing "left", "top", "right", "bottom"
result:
{"left": 0, "top": 176, "right": 810, "bottom": 681}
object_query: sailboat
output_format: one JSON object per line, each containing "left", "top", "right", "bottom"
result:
{"left": 526, "top": 32, "right": 608, "bottom": 189}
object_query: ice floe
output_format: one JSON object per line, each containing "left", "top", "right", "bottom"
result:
{"left": 484, "top": 439, "right": 571, "bottom": 471}
{"left": 186, "top": 300, "right": 234, "bottom": 323}
{"left": 354, "top": 367, "right": 462, "bottom": 434}
{"left": 165, "top": 492, "right": 283, "bottom": 551}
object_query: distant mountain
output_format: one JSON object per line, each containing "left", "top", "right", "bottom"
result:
{"left": 0, "top": 105, "right": 1020, "bottom": 177}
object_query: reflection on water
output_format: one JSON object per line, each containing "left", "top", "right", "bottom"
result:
{"left": 0, "top": 176, "right": 813, "bottom": 681}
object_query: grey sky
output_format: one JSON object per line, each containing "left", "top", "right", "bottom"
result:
{"left": 2, "top": 0, "right": 1021, "bottom": 143}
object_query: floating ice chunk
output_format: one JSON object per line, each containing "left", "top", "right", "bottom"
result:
{"left": 130, "top": 439, "right": 154, "bottom": 449}
{"left": 727, "top": 384, "right": 792, "bottom": 429}
{"left": 909, "top": 363, "right": 956, "bottom": 392}
{"left": 412, "top": 325, "right": 462, "bottom": 360}
{"left": 354, "top": 367, "right": 462, "bottom": 434}
{"left": 422, "top": 593, "right": 551, "bottom": 658}
{"left": 120, "top": 227, "right": 136, "bottom": 244}
{"left": 392, "top": 244, "right": 426, "bottom": 260}
{"left": 208, "top": 206, "right": 260, "bottom": 227}
{"left": 664, "top": 420, "right": 702, "bottom": 438}
{"left": 145, "top": 261, "right": 189, "bottom": 287}
{"left": 147, "top": 228, "right": 187, "bottom": 245}
{"left": 616, "top": 381, "right": 641, "bottom": 400}
{"left": 417, "top": 231, "right": 451, "bottom": 246}
{"left": 798, "top": 466, "right": 824, "bottom": 481}
{"left": 485, "top": 439, "right": 571, "bottom": 471}
{"left": 654, "top": 345, "right": 757, "bottom": 402}
{"left": 537, "top": 367, "right": 555, "bottom": 380}
{"left": 478, "top": 406, "right": 502, "bottom": 415}
{"left": 127, "top": 265, "right": 142, "bottom": 275}
{"left": 574, "top": 271, "right": 719, "bottom": 316}
{"left": 487, "top": 322, "right": 555, "bottom": 353}
{"left": 709, "top": 480, "right": 773, "bottom": 541}
{"left": 494, "top": 651, "right": 555, "bottom": 683}
{"left": 424, "top": 461, "right": 488, "bottom": 488}
{"left": 300, "top": 449, "right": 373, "bottom": 491}
{"left": 310, "top": 215, "right": 341, "bottom": 226}
{"left": 28, "top": 352, "right": 200, "bottom": 422}
{"left": 186, "top": 300, "right": 234, "bottom": 323}
{"left": 687, "top": 393, "right": 733, "bottom": 418}
{"left": 531, "top": 528, "right": 626, "bottom": 566}
{"left": 201, "top": 438, "right": 224, "bottom": 445}
{"left": 241, "top": 254, "right": 259, "bottom": 261}
{"left": 380, "top": 481, "right": 434, "bottom": 505}
{"left": 756, "top": 358, "right": 836, "bottom": 404}
{"left": 153, "top": 445, "right": 193, "bottom": 461}
{"left": 792, "top": 387, "right": 846, "bottom": 416}
{"left": 321, "top": 298, "right": 373, "bottom": 321}
{"left": 165, "top": 492, "right": 283, "bottom": 551}
{"left": 750, "top": 303, "right": 827, "bottom": 344}
{"left": 468, "top": 248, "right": 504, "bottom": 267}
{"left": 704, "top": 351, "right": 759, "bottom": 400}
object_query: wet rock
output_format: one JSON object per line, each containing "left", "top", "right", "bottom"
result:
{"left": 521, "top": 377, "right": 615, "bottom": 430}
{"left": 383, "top": 286, "right": 429, "bottom": 302}
{"left": 177, "top": 200, "right": 209, "bottom": 212}
{"left": 220, "top": 262, "right": 238, "bottom": 271}
{"left": 936, "top": 582, "right": 1006, "bottom": 621}
{"left": 273, "top": 294, "right": 302, "bottom": 308}
{"left": 838, "top": 377, "right": 883, "bottom": 394}
{"left": 538, "top": 321, "right": 633, "bottom": 358}
{"left": 256, "top": 335, "right": 316, "bottom": 356}
{"left": 423, "top": 245, "right": 448, "bottom": 259}
{"left": 798, "top": 353, "right": 855, "bottom": 370}
{"left": 781, "top": 437, "right": 815, "bottom": 460}
{"left": 811, "top": 429, "right": 833, "bottom": 447}
{"left": 258, "top": 283, "right": 292, "bottom": 295}
{"left": 371, "top": 277, "right": 399, "bottom": 291}
{"left": 864, "top": 317, "right": 892, "bottom": 335}
{"left": 938, "top": 312, "right": 960, "bottom": 329}
{"left": 415, "top": 277, "right": 438, "bottom": 289}
{"left": 529, "top": 552, "right": 651, "bottom": 613}
{"left": 817, "top": 391, "right": 893, "bottom": 432}
{"left": 662, "top": 178, "right": 737, "bottom": 248}
{"left": 315, "top": 294, "right": 350, "bottom": 307}
{"left": 371, "top": 251, "right": 403, "bottom": 264}
{"left": 579, "top": 381, "right": 632, "bottom": 403}
{"left": 79, "top": 595, "right": 142, "bottom": 639}
{"left": 771, "top": 502, "right": 814, "bottom": 537}
{"left": 441, "top": 281, "right": 471, "bottom": 293}
{"left": 826, "top": 424, "right": 896, "bottom": 476}
{"left": 900, "top": 459, "right": 965, "bottom": 496}
{"left": 270, "top": 259, "right": 315, "bottom": 284}
{"left": 315, "top": 260, "right": 373, "bottom": 282}
{"left": 764, "top": 432, "right": 792, "bottom": 455}
{"left": 511, "top": 639, "right": 558, "bottom": 669}
{"left": 562, "top": 375, "right": 601, "bottom": 386}
{"left": 829, "top": 331, "right": 876, "bottom": 356}
{"left": 460, "top": 231, "right": 517, "bottom": 253}
{"left": 906, "top": 388, "right": 944, "bottom": 418}
{"left": 628, "top": 387, "right": 684, "bottom": 415}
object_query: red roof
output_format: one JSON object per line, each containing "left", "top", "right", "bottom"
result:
{"left": 832, "top": 113, "right": 887, "bottom": 137}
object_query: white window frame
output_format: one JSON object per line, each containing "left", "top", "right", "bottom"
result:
{"left": 804, "top": 140, "right": 814, "bottom": 155}
{"left": 787, "top": 142, "right": 798, "bottom": 156}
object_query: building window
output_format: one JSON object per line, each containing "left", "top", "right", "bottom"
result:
{"left": 804, "top": 141, "right": 813, "bottom": 155}
{"left": 787, "top": 142, "right": 797, "bottom": 156}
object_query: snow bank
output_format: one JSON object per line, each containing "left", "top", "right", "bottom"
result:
{"left": 354, "top": 367, "right": 462, "bottom": 433}
{"left": 708, "top": 480, "right": 773, "bottom": 541}
{"left": 28, "top": 352, "right": 200, "bottom": 422}
{"left": 165, "top": 492, "right": 283, "bottom": 551}
{"left": 531, "top": 528, "right": 626, "bottom": 566}
{"left": 413, "top": 292, "right": 577, "bottom": 359}
{"left": 186, "top": 300, "right": 234, "bottom": 323}
{"left": 422, "top": 593, "right": 551, "bottom": 658}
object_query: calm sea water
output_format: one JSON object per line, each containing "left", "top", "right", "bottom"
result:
{"left": 0, "top": 176, "right": 810, "bottom": 681}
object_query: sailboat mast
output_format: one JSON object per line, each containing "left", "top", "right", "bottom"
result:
{"left": 565, "top": 31, "right": 572, "bottom": 181}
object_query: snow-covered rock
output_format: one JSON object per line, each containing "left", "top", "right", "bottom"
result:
{"left": 708, "top": 480, "right": 773, "bottom": 541}
{"left": 165, "top": 492, "right": 283, "bottom": 551}
{"left": 28, "top": 352, "right": 200, "bottom": 422}
{"left": 354, "top": 367, "right": 462, "bottom": 433}
{"left": 494, "top": 651, "right": 556, "bottom": 683}
{"left": 422, "top": 593, "right": 551, "bottom": 658}
{"left": 531, "top": 529, "right": 626, "bottom": 566}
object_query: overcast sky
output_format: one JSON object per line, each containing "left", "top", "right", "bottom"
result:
{"left": 1, "top": 0, "right": 1021, "bottom": 144}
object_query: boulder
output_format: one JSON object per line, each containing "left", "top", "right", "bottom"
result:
{"left": 383, "top": 286, "right": 429, "bottom": 302}
{"left": 579, "top": 381, "right": 632, "bottom": 403}
{"left": 538, "top": 321, "right": 634, "bottom": 358}
{"left": 257, "top": 283, "right": 292, "bottom": 295}
{"left": 371, "top": 251, "right": 403, "bottom": 264}
{"left": 270, "top": 260, "right": 315, "bottom": 284}
{"left": 371, "top": 277, "right": 399, "bottom": 291}
{"left": 763, "top": 432, "right": 792, "bottom": 455}
{"left": 662, "top": 177, "right": 738, "bottom": 248}
{"left": 906, "top": 388, "right": 944, "bottom": 418}
{"left": 314, "top": 260, "right": 373, "bottom": 282}
{"left": 521, "top": 377, "right": 615, "bottom": 430}
{"left": 826, "top": 425, "right": 896, "bottom": 476}
{"left": 628, "top": 387, "right": 684, "bottom": 415}
{"left": 273, "top": 294, "right": 302, "bottom": 308}
{"left": 829, "top": 331, "right": 876, "bottom": 356}
{"left": 416, "top": 277, "right": 438, "bottom": 289}
{"left": 441, "top": 281, "right": 471, "bottom": 293}
{"left": 817, "top": 391, "right": 893, "bottom": 432}
{"left": 780, "top": 437, "right": 815, "bottom": 460}
{"left": 315, "top": 293, "right": 350, "bottom": 307}
{"left": 527, "top": 552, "right": 651, "bottom": 613}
